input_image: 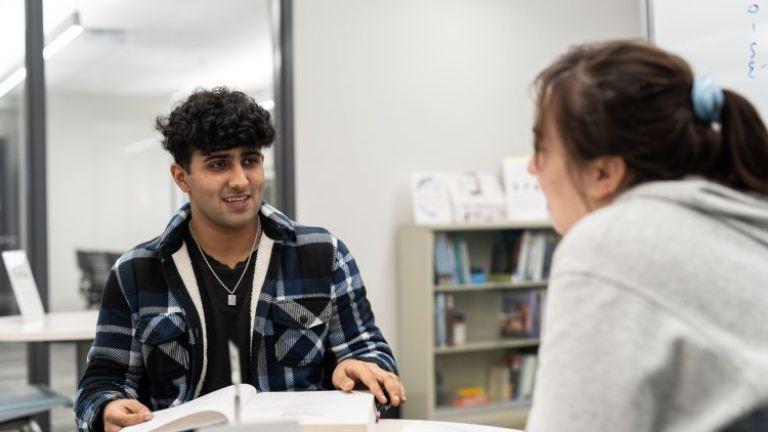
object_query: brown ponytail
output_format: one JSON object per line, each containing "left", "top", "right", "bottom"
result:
{"left": 720, "top": 90, "right": 768, "bottom": 194}
{"left": 534, "top": 39, "right": 768, "bottom": 195}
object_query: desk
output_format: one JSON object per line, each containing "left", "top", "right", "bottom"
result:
{"left": 0, "top": 310, "right": 99, "bottom": 378}
{"left": 378, "top": 420, "right": 520, "bottom": 432}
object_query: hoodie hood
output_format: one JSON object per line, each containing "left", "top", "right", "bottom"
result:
{"left": 619, "top": 177, "right": 768, "bottom": 247}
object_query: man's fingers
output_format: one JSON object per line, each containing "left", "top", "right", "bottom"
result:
{"left": 122, "top": 399, "right": 151, "bottom": 415}
{"left": 332, "top": 364, "right": 355, "bottom": 391}
{"left": 104, "top": 399, "right": 153, "bottom": 431}
{"left": 353, "top": 367, "right": 387, "bottom": 404}
{"left": 333, "top": 360, "right": 405, "bottom": 404}
{"left": 360, "top": 371, "right": 387, "bottom": 404}
{"left": 382, "top": 374, "right": 402, "bottom": 406}
{"left": 113, "top": 411, "right": 152, "bottom": 427}
{"left": 119, "top": 400, "right": 153, "bottom": 425}
{"left": 399, "top": 381, "right": 407, "bottom": 401}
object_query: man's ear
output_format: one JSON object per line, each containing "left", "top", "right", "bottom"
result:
{"left": 586, "top": 155, "right": 627, "bottom": 204}
{"left": 170, "top": 163, "right": 191, "bottom": 194}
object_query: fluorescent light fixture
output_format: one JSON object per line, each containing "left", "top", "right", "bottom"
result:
{"left": 0, "top": 68, "right": 27, "bottom": 100}
{"left": 0, "top": 12, "right": 83, "bottom": 100}
{"left": 43, "top": 23, "right": 84, "bottom": 60}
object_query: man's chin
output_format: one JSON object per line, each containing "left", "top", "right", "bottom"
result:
{"left": 220, "top": 212, "right": 259, "bottom": 230}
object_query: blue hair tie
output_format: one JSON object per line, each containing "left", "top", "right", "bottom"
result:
{"left": 691, "top": 74, "right": 724, "bottom": 123}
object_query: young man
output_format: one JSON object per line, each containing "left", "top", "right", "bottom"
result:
{"left": 74, "top": 88, "right": 404, "bottom": 432}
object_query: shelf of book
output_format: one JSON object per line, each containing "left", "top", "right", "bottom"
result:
{"left": 434, "top": 338, "right": 539, "bottom": 355}
{"left": 434, "top": 281, "right": 547, "bottom": 293}
{"left": 433, "top": 401, "right": 532, "bottom": 427}
{"left": 398, "top": 223, "right": 557, "bottom": 429}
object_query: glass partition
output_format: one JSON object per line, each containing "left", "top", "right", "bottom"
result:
{"left": 44, "top": 0, "right": 275, "bottom": 312}
{"left": 0, "top": 0, "right": 27, "bottom": 316}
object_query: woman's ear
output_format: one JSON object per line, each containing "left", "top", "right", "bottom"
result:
{"left": 586, "top": 155, "right": 627, "bottom": 205}
{"left": 170, "top": 163, "right": 190, "bottom": 194}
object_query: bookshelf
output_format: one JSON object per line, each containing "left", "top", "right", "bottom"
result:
{"left": 397, "top": 223, "right": 557, "bottom": 429}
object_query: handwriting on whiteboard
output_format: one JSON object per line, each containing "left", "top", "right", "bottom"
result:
{"left": 748, "top": 2, "right": 766, "bottom": 78}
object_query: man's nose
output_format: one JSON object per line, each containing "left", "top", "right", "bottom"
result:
{"left": 228, "top": 164, "right": 249, "bottom": 189}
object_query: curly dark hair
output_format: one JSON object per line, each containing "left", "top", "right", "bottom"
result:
{"left": 155, "top": 87, "right": 275, "bottom": 169}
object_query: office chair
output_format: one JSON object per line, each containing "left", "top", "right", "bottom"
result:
{"left": 0, "top": 384, "right": 71, "bottom": 432}
{"left": 76, "top": 250, "right": 121, "bottom": 309}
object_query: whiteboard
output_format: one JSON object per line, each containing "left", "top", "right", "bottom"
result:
{"left": 649, "top": 0, "right": 768, "bottom": 118}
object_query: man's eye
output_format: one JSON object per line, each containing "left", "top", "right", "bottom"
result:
{"left": 209, "top": 161, "right": 226, "bottom": 170}
{"left": 244, "top": 157, "right": 261, "bottom": 166}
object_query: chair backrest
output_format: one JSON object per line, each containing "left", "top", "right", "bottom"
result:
{"left": 76, "top": 250, "right": 121, "bottom": 309}
{"left": 0, "top": 384, "right": 71, "bottom": 424}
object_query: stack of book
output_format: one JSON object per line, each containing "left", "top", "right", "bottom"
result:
{"left": 489, "top": 230, "right": 559, "bottom": 283}
{"left": 450, "top": 386, "right": 490, "bottom": 408}
{"left": 434, "top": 233, "right": 474, "bottom": 285}
{"left": 487, "top": 354, "right": 539, "bottom": 403}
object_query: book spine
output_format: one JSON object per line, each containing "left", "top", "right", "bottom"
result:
{"left": 459, "top": 240, "right": 471, "bottom": 285}
{"left": 514, "top": 231, "right": 532, "bottom": 281}
{"left": 453, "top": 237, "right": 465, "bottom": 285}
{"left": 435, "top": 293, "right": 446, "bottom": 347}
{"left": 445, "top": 294, "right": 455, "bottom": 346}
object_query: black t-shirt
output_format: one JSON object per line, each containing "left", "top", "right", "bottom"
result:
{"left": 185, "top": 228, "right": 255, "bottom": 395}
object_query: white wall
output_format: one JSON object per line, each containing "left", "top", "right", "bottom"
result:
{"left": 293, "top": 0, "right": 642, "bottom": 355}
{"left": 47, "top": 93, "right": 175, "bottom": 311}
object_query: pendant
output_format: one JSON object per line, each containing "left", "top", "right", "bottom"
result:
{"left": 228, "top": 294, "right": 237, "bottom": 306}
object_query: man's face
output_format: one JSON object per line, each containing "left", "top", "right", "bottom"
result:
{"left": 173, "top": 147, "right": 264, "bottom": 232}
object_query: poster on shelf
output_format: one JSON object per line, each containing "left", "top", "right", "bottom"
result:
{"left": 1, "top": 250, "right": 45, "bottom": 324}
{"left": 411, "top": 172, "right": 508, "bottom": 224}
{"left": 410, "top": 172, "right": 454, "bottom": 225}
{"left": 502, "top": 157, "right": 549, "bottom": 222}
{"left": 444, "top": 172, "right": 506, "bottom": 223}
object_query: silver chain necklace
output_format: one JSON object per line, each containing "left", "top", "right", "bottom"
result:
{"left": 189, "top": 222, "right": 261, "bottom": 306}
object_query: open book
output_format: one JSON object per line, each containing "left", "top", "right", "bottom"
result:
{"left": 121, "top": 385, "right": 378, "bottom": 432}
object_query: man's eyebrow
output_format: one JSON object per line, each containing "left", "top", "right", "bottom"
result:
{"left": 202, "top": 152, "right": 231, "bottom": 162}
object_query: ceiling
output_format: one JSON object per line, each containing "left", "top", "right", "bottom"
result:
{"left": 0, "top": 0, "right": 274, "bottom": 103}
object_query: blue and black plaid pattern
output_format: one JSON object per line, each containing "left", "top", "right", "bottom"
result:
{"left": 74, "top": 203, "right": 397, "bottom": 432}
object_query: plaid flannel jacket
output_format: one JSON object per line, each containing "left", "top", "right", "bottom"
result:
{"left": 74, "top": 203, "right": 397, "bottom": 432}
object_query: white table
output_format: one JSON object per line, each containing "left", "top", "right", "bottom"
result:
{"left": 378, "top": 420, "right": 520, "bottom": 431}
{"left": 0, "top": 314, "right": 524, "bottom": 432}
{"left": 0, "top": 310, "right": 99, "bottom": 378}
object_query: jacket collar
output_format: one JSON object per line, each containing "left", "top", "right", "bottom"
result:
{"left": 152, "top": 202, "right": 297, "bottom": 258}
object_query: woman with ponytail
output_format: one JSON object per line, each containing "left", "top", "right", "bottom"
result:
{"left": 525, "top": 40, "right": 768, "bottom": 431}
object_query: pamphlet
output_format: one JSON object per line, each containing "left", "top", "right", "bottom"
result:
{"left": 1, "top": 250, "right": 45, "bottom": 324}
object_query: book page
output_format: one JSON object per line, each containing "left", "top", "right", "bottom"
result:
{"left": 241, "top": 391, "right": 375, "bottom": 426}
{"left": 122, "top": 385, "right": 258, "bottom": 432}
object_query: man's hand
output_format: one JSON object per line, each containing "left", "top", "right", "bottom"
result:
{"left": 332, "top": 359, "right": 406, "bottom": 407}
{"left": 103, "top": 399, "right": 153, "bottom": 432}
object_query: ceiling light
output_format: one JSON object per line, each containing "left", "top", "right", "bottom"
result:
{"left": 0, "top": 12, "right": 83, "bottom": 100}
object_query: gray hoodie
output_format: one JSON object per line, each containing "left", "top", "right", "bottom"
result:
{"left": 526, "top": 178, "right": 768, "bottom": 432}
